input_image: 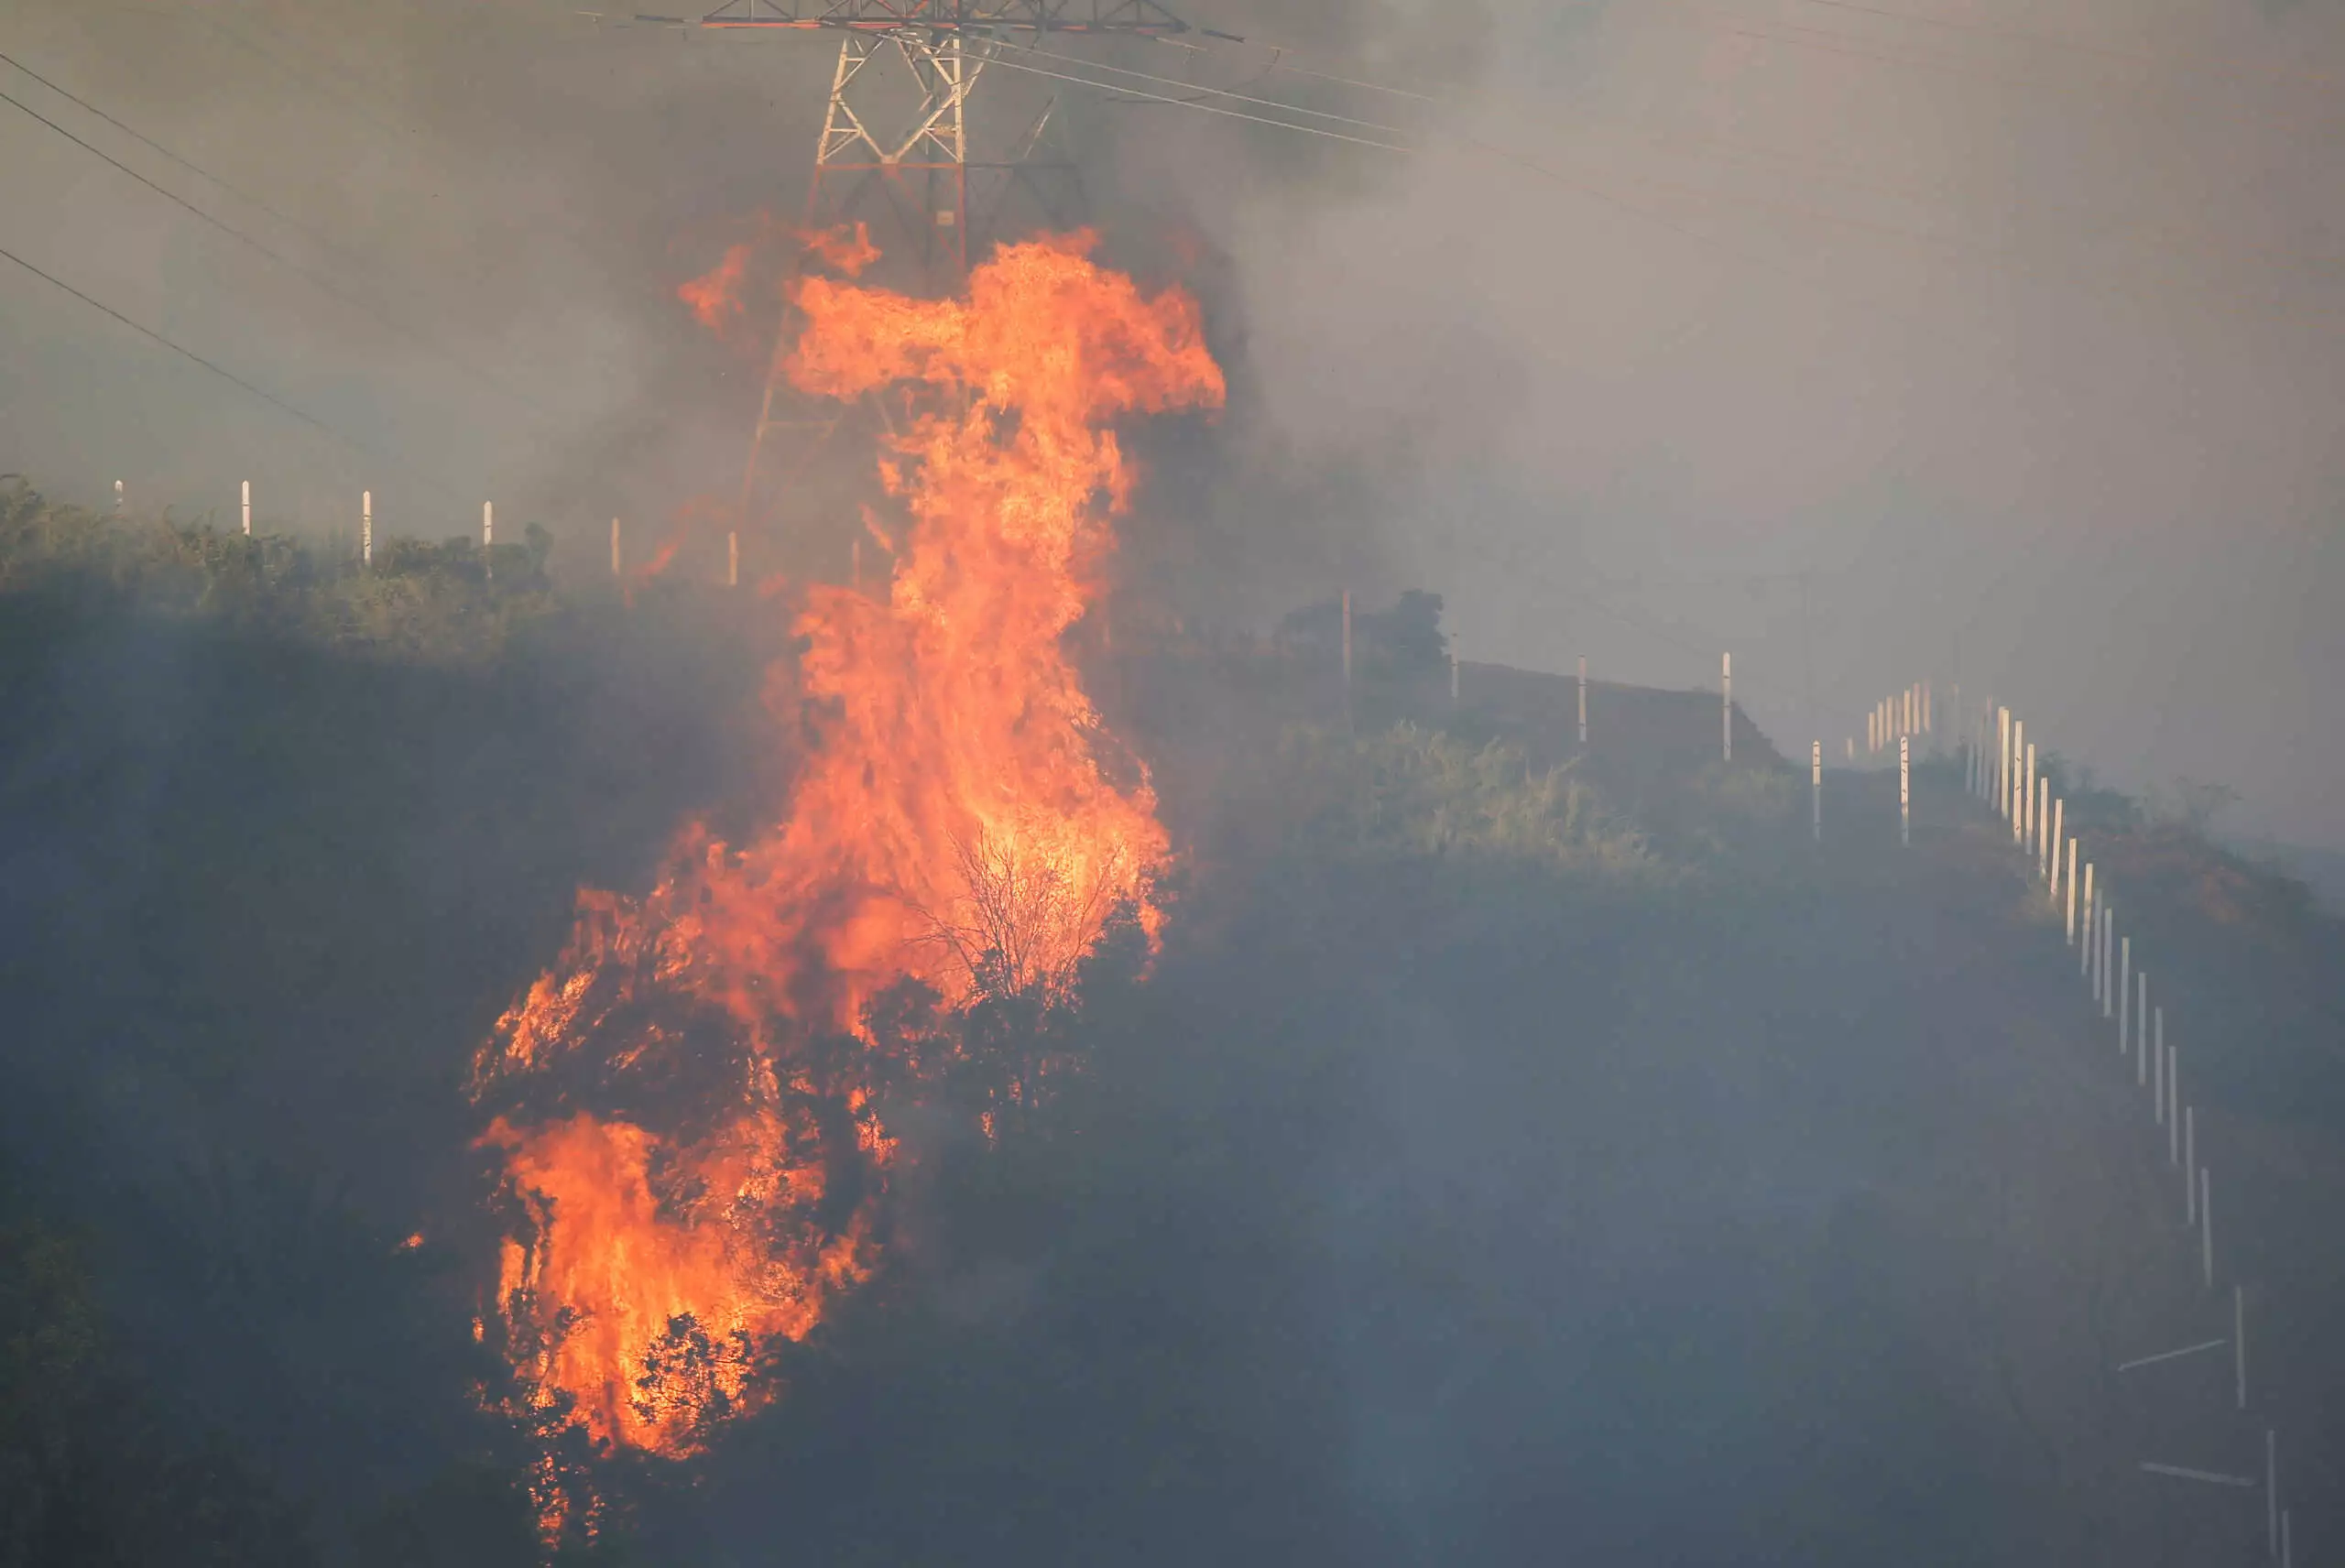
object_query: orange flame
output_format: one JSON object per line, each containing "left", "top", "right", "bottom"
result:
{"left": 678, "top": 219, "right": 879, "bottom": 340}
{"left": 801, "top": 219, "right": 878, "bottom": 278}
{"left": 476, "top": 232, "right": 1223, "bottom": 1462}
{"left": 677, "top": 241, "right": 754, "bottom": 333}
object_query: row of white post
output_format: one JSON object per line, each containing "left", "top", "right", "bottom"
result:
{"left": 131, "top": 480, "right": 754, "bottom": 589}
{"left": 1863, "top": 679, "right": 1932, "bottom": 758}
{"left": 1963, "top": 697, "right": 2293, "bottom": 1563}
{"left": 1849, "top": 681, "right": 1935, "bottom": 845}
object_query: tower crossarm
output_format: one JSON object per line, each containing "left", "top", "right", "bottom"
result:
{"left": 701, "top": 0, "right": 1188, "bottom": 34}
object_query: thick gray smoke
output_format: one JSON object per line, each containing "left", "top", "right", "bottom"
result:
{"left": 3, "top": 0, "right": 2342, "bottom": 847}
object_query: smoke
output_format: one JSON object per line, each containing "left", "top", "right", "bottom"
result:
{"left": 5, "top": 0, "right": 2344, "bottom": 841}
{"left": 1115, "top": 0, "right": 2345, "bottom": 846}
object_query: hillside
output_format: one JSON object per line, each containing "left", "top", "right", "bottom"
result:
{"left": 3, "top": 489, "right": 2340, "bottom": 1565}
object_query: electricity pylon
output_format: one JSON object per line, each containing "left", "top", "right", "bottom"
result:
{"left": 703, "top": 0, "right": 1189, "bottom": 559}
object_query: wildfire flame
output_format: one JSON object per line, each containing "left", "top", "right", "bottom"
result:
{"left": 676, "top": 240, "right": 752, "bottom": 333}
{"left": 676, "top": 219, "right": 878, "bottom": 339}
{"left": 475, "top": 232, "right": 1223, "bottom": 1465}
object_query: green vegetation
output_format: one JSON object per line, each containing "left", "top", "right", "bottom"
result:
{"left": 1271, "top": 723, "right": 1652, "bottom": 876}
{"left": 0, "top": 479, "right": 560, "bottom": 663}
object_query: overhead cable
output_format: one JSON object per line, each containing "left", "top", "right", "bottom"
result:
{"left": 1169, "top": 27, "right": 1452, "bottom": 103}
{"left": 994, "top": 38, "right": 1422, "bottom": 136}
{"left": 0, "top": 85, "right": 571, "bottom": 430}
{"left": 0, "top": 243, "right": 456, "bottom": 502}
{"left": 1042, "top": 38, "right": 2336, "bottom": 331}
{"left": 0, "top": 52, "right": 322, "bottom": 245}
{"left": 977, "top": 55, "right": 1418, "bottom": 153}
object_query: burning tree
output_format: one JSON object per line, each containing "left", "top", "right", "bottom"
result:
{"left": 469, "top": 232, "right": 1224, "bottom": 1515}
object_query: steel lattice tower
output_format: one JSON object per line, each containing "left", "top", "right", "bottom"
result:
{"left": 702, "top": 1, "right": 1190, "bottom": 560}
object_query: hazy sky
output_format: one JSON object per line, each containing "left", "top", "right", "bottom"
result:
{"left": 3, "top": 0, "right": 2340, "bottom": 845}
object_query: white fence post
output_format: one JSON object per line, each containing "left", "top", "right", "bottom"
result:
{"left": 2236, "top": 1284, "right": 2248, "bottom": 1410}
{"left": 2120, "top": 935, "right": 2132, "bottom": 1048}
{"left": 114, "top": 479, "right": 124, "bottom": 514}
{"left": 2170, "top": 1044, "right": 2181, "bottom": 1166}
{"left": 2201, "top": 1166, "right": 2213, "bottom": 1287}
{"left": 483, "top": 501, "right": 495, "bottom": 580}
{"left": 2187, "top": 1105, "right": 2198, "bottom": 1225}
{"left": 2110, "top": 909, "right": 2129, "bottom": 1021}
{"left": 1722, "top": 652, "right": 1732, "bottom": 763}
{"left": 2093, "top": 896, "right": 2104, "bottom": 999}
{"left": 2038, "top": 780, "right": 2051, "bottom": 878}
{"left": 2051, "top": 800, "right": 2065, "bottom": 904}
{"left": 2081, "top": 862, "right": 2095, "bottom": 974}
{"left": 1900, "top": 734, "right": 1910, "bottom": 846}
{"left": 1998, "top": 708, "right": 2011, "bottom": 814}
{"left": 362, "top": 490, "right": 372, "bottom": 565}
{"left": 2266, "top": 1430, "right": 2277, "bottom": 1556}
{"left": 2155, "top": 1007, "right": 2167, "bottom": 1125}
{"left": 2013, "top": 721, "right": 2027, "bottom": 842}
{"left": 241, "top": 479, "right": 251, "bottom": 537}
{"left": 2024, "top": 740, "right": 2037, "bottom": 851}
{"left": 2136, "top": 970, "right": 2148, "bottom": 1084}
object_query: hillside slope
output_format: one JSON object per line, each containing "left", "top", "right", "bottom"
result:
{"left": 5, "top": 495, "right": 2340, "bottom": 1564}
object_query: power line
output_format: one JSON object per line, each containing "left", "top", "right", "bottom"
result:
{"left": 1169, "top": 32, "right": 2343, "bottom": 289}
{"left": 981, "top": 47, "right": 1996, "bottom": 362}
{"left": 1174, "top": 28, "right": 1453, "bottom": 103}
{"left": 1259, "top": 51, "right": 1447, "bottom": 105}
{"left": 997, "top": 38, "right": 1422, "bottom": 134}
{"left": 1035, "top": 37, "right": 2337, "bottom": 332}
{"left": 0, "top": 51, "right": 323, "bottom": 247}
{"left": 977, "top": 55, "right": 1419, "bottom": 152}
{"left": 0, "top": 84, "right": 572, "bottom": 430}
{"left": 0, "top": 242, "right": 454, "bottom": 501}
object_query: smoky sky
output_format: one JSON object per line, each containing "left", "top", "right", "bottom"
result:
{"left": 3, "top": 0, "right": 2342, "bottom": 847}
